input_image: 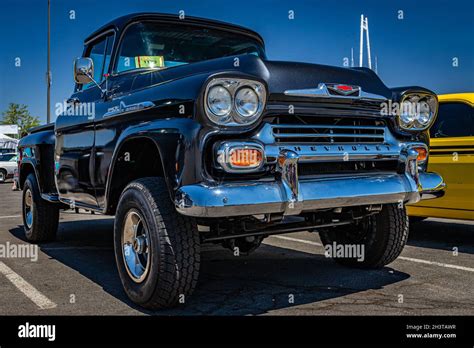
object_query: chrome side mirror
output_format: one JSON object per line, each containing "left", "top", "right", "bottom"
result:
{"left": 73, "top": 57, "right": 94, "bottom": 84}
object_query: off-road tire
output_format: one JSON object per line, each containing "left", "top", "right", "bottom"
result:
{"left": 319, "top": 204, "right": 409, "bottom": 268}
{"left": 22, "top": 173, "right": 59, "bottom": 242}
{"left": 114, "top": 177, "right": 200, "bottom": 309}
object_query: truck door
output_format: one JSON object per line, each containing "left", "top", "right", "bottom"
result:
{"left": 55, "top": 33, "right": 114, "bottom": 209}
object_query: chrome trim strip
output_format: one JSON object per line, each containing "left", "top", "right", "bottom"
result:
{"left": 271, "top": 124, "right": 384, "bottom": 131}
{"left": 58, "top": 197, "right": 103, "bottom": 212}
{"left": 264, "top": 143, "right": 401, "bottom": 164}
{"left": 40, "top": 193, "right": 60, "bottom": 202}
{"left": 104, "top": 101, "right": 155, "bottom": 118}
{"left": 274, "top": 133, "right": 385, "bottom": 139}
{"left": 284, "top": 83, "right": 387, "bottom": 101}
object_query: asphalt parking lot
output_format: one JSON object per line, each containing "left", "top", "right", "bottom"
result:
{"left": 0, "top": 182, "right": 473, "bottom": 316}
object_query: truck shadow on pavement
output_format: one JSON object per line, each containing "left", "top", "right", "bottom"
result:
{"left": 10, "top": 217, "right": 410, "bottom": 315}
{"left": 408, "top": 219, "right": 474, "bottom": 255}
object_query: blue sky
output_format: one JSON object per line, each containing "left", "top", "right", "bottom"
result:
{"left": 1, "top": 0, "right": 473, "bottom": 124}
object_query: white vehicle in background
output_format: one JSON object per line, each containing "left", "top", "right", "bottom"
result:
{"left": 0, "top": 153, "right": 18, "bottom": 183}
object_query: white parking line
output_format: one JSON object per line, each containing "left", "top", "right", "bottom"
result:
{"left": 270, "top": 235, "right": 474, "bottom": 273}
{"left": 0, "top": 261, "right": 57, "bottom": 310}
{"left": 0, "top": 215, "right": 21, "bottom": 219}
{"left": 397, "top": 256, "right": 474, "bottom": 272}
{"left": 273, "top": 235, "right": 323, "bottom": 246}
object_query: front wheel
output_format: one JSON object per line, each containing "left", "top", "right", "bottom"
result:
{"left": 114, "top": 177, "right": 200, "bottom": 309}
{"left": 319, "top": 204, "right": 409, "bottom": 268}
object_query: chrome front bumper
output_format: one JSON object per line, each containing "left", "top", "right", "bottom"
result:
{"left": 175, "top": 147, "right": 445, "bottom": 218}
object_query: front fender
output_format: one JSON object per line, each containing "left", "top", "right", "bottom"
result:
{"left": 104, "top": 118, "right": 204, "bottom": 212}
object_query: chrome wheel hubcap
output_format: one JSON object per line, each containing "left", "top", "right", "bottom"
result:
{"left": 122, "top": 210, "right": 150, "bottom": 283}
{"left": 24, "top": 189, "right": 33, "bottom": 229}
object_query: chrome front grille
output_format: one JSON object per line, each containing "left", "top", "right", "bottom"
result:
{"left": 269, "top": 115, "right": 386, "bottom": 144}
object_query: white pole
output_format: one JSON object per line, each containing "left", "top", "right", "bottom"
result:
{"left": 359, "top": 15, "right": 364, "bottom": 67}
{"left": 365, "top": 17, "right": 372, "bottom": 70}
{"left": 47, "top": 0, "right": 51, "bottom": 124}
{"left": 351, "top": 48, "right": 354, "bottom": 67}
{"left": 375, "top": 56, "right": 378, "bottom": 74}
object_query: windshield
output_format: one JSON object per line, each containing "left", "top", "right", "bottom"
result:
{"left": 116, "top": 21, "right": 265, "bottom": 73}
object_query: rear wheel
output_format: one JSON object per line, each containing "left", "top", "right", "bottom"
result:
{"left": 319, "top": 204, "right": 409, "bottom": 268}
{"left": 22, "top": 174, "right": 59, "bottom": 242}
{"left": 114, "top": 177, "right": 200, "bottom": 309}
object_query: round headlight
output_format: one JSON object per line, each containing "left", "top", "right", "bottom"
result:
{"left": 399, "top": 99, "right": 416, "bottom": 127}
{"left": 235, "top": 87, "right": 259, "bottom": 118}
{"left": 398, "top": 93, "right": 437, "bottom": 131}
{"left": 207, "top": 85, "right": 232, "bottom": 117}
{"left": 417, "top": 100, "right": 432, "bottom": 126}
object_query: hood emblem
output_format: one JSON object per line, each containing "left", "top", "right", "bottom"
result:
{"left": 283, "top": 83, "right": 386, "bottom": 101}
{"left": 326, "top": 84, "right": 360, "bottom": 96}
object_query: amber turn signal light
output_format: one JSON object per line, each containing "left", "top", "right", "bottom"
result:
{"left": 229, "top": 148, "right": 263, "bottom": 168}
{"left": 413, "top": 146, "right": 428, "bottom": 162}
{"left": 216, "top": 142, "right": 265, "bottom": 172}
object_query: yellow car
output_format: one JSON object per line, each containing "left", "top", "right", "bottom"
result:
{"left": 408, "top": 93, "right": 474, "bottom": 221}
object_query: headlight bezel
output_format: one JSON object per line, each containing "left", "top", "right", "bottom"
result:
{"left": 397, "top": 92, "right": 438, "bottom": 132}
{"left": 204, "top": 77, "right": 267, "bottom": 127}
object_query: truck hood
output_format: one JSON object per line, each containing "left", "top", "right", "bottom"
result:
{"left": 151, "top": 54, "right": 392, "bottom": 100}
{"left": 262, "top": 60, "right": 392, "bottom": 100}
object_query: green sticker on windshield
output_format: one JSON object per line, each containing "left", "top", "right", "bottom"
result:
{"left": 134, "top": 56, "right": 164, "bottom": 69}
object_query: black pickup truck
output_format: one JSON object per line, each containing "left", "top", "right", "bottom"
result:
{"left": 18, "top": 13, "right": 445, "bottom": 309}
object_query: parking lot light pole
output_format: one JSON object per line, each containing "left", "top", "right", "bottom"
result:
{"left": 46, "top": 0, "right": 51, "bottom": 124}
